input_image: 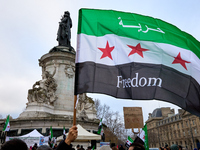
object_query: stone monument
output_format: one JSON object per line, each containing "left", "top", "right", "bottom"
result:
{"left": 1, "top": 12, "right": 100, "bottom": 142}
{"left": 19, "top": 11, "right": 96, "bottom": 120}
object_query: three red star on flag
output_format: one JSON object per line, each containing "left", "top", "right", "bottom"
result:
{"left": 172, "top": 52, "right": 190, "bottom": 70}
{"left": 98, "top": 41, "right": 190, "bottom": 70}
{"left": 98, "top": 41, "right": 115, "bottom": 60}
{"left": 127, "top": 43, "right": 149, "bottom": 57}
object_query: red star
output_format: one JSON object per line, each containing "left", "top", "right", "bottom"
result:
{"left": 172, "top": 52, "right": 190, "bottom": 70}
{"left": 98, "top": 41, "right": 114, "bottom": 60}
{"left": 127, "top": 43, "right": 149, "bottom": 57}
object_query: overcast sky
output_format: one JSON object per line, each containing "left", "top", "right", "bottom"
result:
{"left": 0, "top": 0, "right": 200, "bottom": 123}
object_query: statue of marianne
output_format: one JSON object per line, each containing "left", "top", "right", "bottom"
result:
{"left": 56, "top": 11, "right": 72, "bottom": 47}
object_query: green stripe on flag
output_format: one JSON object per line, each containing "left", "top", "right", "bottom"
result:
{"left": 97, "top": 118, "right": 102, "bottom": 135}
{"left": 3, "top": 115, "right": 10, "bottom": 131}
{"left": 143, "top": 124, "right": 149, "bottom": 150}
{"left": 78, "top": 9, "right": 200, "bottom": 59}
{"left": 50, "top": 126, "right": 53, "bottom": 139}
{"left": 128, "top": 136, "right": 134, "bottom": 143}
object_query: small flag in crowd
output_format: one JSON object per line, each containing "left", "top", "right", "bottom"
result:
{"left": 3, "top": 115, "right": 10, "bottom": 132}
{"left": 143, "top": 124, "right": 149, "bottom": 150}
{"left": 92, "top": 145, "right": 95, "bottom": 150}
{"left": 63, "top": 126, "right": 66, "bottom": 140}
{"left": 97, "top": 118, "right": 103, "bottom": 135}
{"left": 134, "top": 124, "right": 149, "bottom": 150}
{"left": 50, "top": 126, "right": 53, "bottom": 139}
{"left": 125, "top": 136, "right": 134, "bottom": 148}
{"left": 48, "top": 126, "right": 54, "bottom": 148}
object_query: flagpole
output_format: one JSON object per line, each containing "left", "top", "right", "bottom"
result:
{"left": 73, "top": 95, "right": 77, "bottom": 126}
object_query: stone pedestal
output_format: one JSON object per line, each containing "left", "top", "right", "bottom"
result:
{"left": 19, "top": 49, "right": 77, "bottom": 118}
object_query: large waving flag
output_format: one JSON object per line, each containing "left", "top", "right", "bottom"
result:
{"left": 75, "top": 9, "right": 200, "bottom": 116}
{"left": 3, "top": 115, "right": 10, "bottom": 132}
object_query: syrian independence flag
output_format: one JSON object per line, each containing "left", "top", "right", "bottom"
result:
{"left": 50, "top": 126, "right": 53, "bottom": 139}
{"left": 125, "top": 136, "right": 134, "bottom": 148}
{"left": 97, "top": 118, "right": 103, "bottom": 135}
{"left": 134, "top": 124, "right": 149, "bottom": 150}
{"left": 75, "top": 9, "right": 200, "bottom": 116}
{"left": 63, "top": 126, "right": 66, "bottom": 140}
{"left": 48, "top": 126, "right": 54, "bottom": 147}
{"left": 3, "top": 115, "right": 10, "bottom": 132}
{"left": 143, "top": 124, "right": 149, "bottom": 150}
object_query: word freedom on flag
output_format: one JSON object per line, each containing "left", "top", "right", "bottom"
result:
{"left": 75, "top": 9, "right": 200, "bottom": 116}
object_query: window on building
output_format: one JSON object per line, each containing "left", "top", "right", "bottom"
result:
{"left": 178, "top": 131, "right": 181, "bottom": 137}
{"left": 193, "top": 120, "right": 196, "bottom": 125}
{"left": 183, "top": 131, "right": 185, "bottom": 136}
{"left": 181, "top": 123, "right": 183, "bottom": 128}
{"left": 188, "top": 130, "right": 190, "bottom": 135}
{"left": 194, "top": 128, "right": 197, "bottom": 135}
{"left": 186, "top": 121, "right": 188, "bottom": 127}
{"left": 177, "top": 123, "right": 179, "bottom": 129}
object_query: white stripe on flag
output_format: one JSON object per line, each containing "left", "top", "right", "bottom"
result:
{"left": 76, "top": 34, "right": 200, "bottom": 84}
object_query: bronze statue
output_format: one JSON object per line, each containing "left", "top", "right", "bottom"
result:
{"left": 57, "top": 11, "right": 72, "bottom": 48}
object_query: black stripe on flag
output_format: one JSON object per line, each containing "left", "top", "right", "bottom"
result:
{"left": 75, "top": 62, "right": 200, "bottom": 117}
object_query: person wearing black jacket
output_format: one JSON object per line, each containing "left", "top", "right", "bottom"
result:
{"left": 56, "top": 125, "right": 78, "bottom": 150}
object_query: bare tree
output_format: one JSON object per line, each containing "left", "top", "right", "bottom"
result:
{"left": 94, "top": 99, "right": 132, "bottom": 143}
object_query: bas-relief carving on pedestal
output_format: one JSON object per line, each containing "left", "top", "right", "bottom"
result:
{"left": 77, "top": 93, "right": 96, "bottom": 121}
{"left": 65, "top": 64, "right": 75, "bottom": 78}
{"left": 27, "top": 65, "right": 58, "bottom": 106}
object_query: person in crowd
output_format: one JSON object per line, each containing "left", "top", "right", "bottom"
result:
{"left": 53, "top": 144, "right": 58, "bottom": 150}
{"left": 119, "top": 145, "right": 125, "bottom": 150}
{"left": 159, "top": 147, "right": 164, "bottom": 150}
{"left": 55, "top": 125, "right": 78, "bottom": 150}
{"left": 30, "top": 146, "right": 33, "bottom": 150}
{"left": 170, "top": 144, "right": 178, "bottom": 150}
{"left": 178, "top": 145, "right": 182, "bottom": 150}
{"left": 0, "top": 138, "right": 28, "bottom": 150}
{"left": 111, "top": 143, "right": 117, "bottom": 150}
{"left": 80, "top": 145, "right": 85, "bottom": 150}
{"left": 33, "top": 143, "right": 38, "bottom": 150}
{"left": 87, "top": 146, "right": 92, "bottom": 150}
{"left": 128, "top": 142, "right": 145, "bottom": 150}
{"left": 77, "top": 145, "right": 80, "bottom": 150}
{"left": 37, "top": 145, "right": 52, "bottom": 150}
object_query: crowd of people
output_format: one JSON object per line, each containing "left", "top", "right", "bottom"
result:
{"left": 0, "top": 125, "right": 197, "bottom": 150}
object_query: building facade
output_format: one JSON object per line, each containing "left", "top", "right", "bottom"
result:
{"left": 146, "top": 107, "right": 200, "bottom": 150}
